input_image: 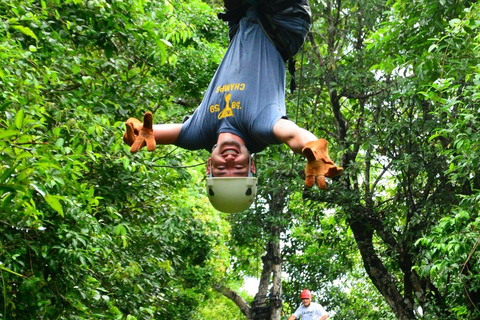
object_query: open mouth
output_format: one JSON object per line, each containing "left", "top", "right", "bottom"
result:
{"left": 221, "top": 148, "right": 239, "bottom": 155}
{"left": 217, "top": 139, "right": 244, "bottom": 156}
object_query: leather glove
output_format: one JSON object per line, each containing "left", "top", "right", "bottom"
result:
{"left": 123, "top": 112, "right": 156, "bottom": 153}
{"left": 302, "top": 139, "right": 343, "bottom": 189}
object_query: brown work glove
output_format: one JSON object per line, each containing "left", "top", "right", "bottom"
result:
{"left": 123, "top": 112, "right": 156, "bottom": 153}
{"left": 302, "top": 139, "right": 344, "bottom": 189}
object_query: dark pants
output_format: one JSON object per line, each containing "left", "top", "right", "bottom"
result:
{"left": 222, "top": 0, "right": 311, "bottom": 61}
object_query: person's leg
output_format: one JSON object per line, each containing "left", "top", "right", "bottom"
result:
{"left": 219, "top": 0, "right": 251, "bottom": 41}
{"left": 223, "top": 0, "right": 246, "bottom": 11}
{"left": 257, "top": 0, "right": 311, "bottom": 59}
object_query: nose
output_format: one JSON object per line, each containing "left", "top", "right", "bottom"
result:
{"left": 224, "top": 154, "right": 236, "bottom": 162}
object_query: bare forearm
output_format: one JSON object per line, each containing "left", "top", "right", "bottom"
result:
{"left": 273, "top": 119, "right": 317, "bottom": 154}
{"left": 287, "top": 316, "right": 296, "bottom": 320}
{"left": 153, "top": 124, "right": 183, "bottom": 145}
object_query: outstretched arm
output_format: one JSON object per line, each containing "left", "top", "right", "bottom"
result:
{"left": 273, "top": 118, "right": 317, "bottom": 153}
{"left": 153, "top": 124, "right": 183, "bottom": 145}
{"left": 273, "top": 118, "right": 343, "bottom": 189}
{"left": 123, "top": 112, "right": 183, "bottom": 153}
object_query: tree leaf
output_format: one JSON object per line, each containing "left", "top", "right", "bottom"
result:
{"left": 0, "top": 264, "right": 26, "bottom": 278}
{"left": 11, "top": 24, "right": 38, "bottom": 41}
{"left": 0, "top": 129, "right": 18, "bottom": 140}
{"left": 45, "top": 194, "right": 64, "bottom": 217}
{"left": 15, "top": 109, "right": 24, "bottom": 129}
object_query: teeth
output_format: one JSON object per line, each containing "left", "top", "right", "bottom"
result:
{"left": 222, "top": 149, "right": 238, "bottom": 154}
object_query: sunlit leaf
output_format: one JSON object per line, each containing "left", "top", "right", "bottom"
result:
{"left": 45, "top": 194, "right": 64, "bottom": 216}
{"left": 15, "top": 109, "right": 24, "bottom": 129}
{"left": 11, "top": 24, "right": 38, "bottom": 41}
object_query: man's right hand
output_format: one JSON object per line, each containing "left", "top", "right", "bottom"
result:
{"left": 123, "top": 112, "right": 156, "bottom": 153}
{"left": 302, "top": 139, "right": 343, "bottom": 189}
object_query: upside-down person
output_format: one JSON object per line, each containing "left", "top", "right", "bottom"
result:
{"left": 123, "top": 0, "right": 343, "bottom": 213}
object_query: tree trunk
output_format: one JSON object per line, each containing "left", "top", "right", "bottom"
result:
{"left": 270, "top": 227, "right": 282, "bottom": 320}
{"left": 348, "top": 214, "right": 415, "bottom": 320}
{"left": 219, "top": 189, "right": 287, "bottom": 320}
{"left": 252, "top": 246, "right": 273, "bottom": 320}
{"left": 251, "top": 238, "right": 283, "bottom": 320}
{"left": 327, "top": 43, "right": 416, "bottom": 318}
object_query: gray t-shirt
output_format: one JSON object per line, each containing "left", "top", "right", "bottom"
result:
{"left": 175, "top": 9, "right": 286, "bottom": 153}
{"left": 293, "top": 302, "right": 327, "bottom": 320}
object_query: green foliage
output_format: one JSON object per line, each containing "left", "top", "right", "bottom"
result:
{"left": 412, "top": 3, "right": 480, "bottom": 318}
{"left": 281, "top": 0, "right": 480, "bottom": 318}
{"left": 415, "top": 208, "right": 480, "bottom": 318}
{"left": 1, "top": 0, "right": 479, "bottom": 319}
{"left": 193, "top": 290, "right": 249, "bottom": 320}
{"left": 0, "top": 0, "right": 228, "bottom": 318}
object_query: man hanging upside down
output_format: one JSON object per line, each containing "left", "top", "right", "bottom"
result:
{"left": 123, "top": 0, "right": 343, "bottom": 212}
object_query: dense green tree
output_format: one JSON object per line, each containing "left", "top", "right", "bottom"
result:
{"left": 279, "top": 0, "right": 480, "bottom": 319}
{"left": 0, "top": 0, "right": 232, "bottom": 318}
{"left": 2, "top": 0, "right": 479, "bottom": 319}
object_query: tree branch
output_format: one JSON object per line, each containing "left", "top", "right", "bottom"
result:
{"left": 214, "top": 284, "right": 252, "bottom": 319}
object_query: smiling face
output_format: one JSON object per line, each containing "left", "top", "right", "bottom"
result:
{"left": 301, "top": 297, "right": 311, "bottom": 307}
{"left": 206, "top": 138, "right": 255, "bottom": 177}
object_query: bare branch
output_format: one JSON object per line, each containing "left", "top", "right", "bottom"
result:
{"left": 214, "top": 284, "right": 252, "bottom": 319}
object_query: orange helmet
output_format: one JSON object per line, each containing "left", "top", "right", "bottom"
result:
{"left": 300, "top": 289, "right": 312, "bottom": 299}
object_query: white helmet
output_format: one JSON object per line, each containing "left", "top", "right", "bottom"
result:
{"left": 206, "top": 152, "right": 257, "bottom": 213}
{"left": 206, "top": 177, "right": 257, "bottom": 213}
